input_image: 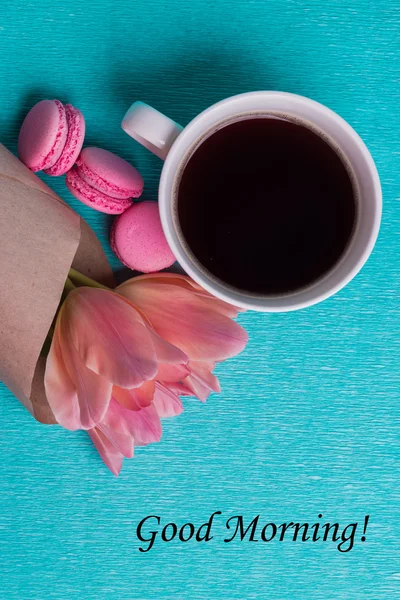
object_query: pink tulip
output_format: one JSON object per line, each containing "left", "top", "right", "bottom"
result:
{"left": 45, "top": 274, "right": 248, "bottom": 475}
{"left": 117, "top": 273, "right": 248, "bottom": 402}
{"left": 89, "top": 380, "right": 190, "bottom": 475}
{"left": 45, "top": 287, "right": 188, "bottom": 432}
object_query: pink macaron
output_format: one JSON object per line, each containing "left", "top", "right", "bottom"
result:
{"left": 66, "top": 147, "right": 144, "bottom": 214}
{"left": 18, "top": 99, "right": 85, "bottom": 175}
{"left": 111, "top": 201, "right": 176, "bottom": 272}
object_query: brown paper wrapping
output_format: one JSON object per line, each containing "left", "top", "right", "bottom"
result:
{"left": 0, "top": 144, "right": 114, "bottom": 424}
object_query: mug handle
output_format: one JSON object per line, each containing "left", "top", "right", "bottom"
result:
{"left": 121, "top": 101, "right": 184, "bottom": 161}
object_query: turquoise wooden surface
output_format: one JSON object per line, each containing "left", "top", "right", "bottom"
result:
{"left": 0, "top": 1, "right": 399, "bottom": 598}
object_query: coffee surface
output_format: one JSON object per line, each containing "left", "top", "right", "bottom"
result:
{"left": 177, "top": 116, "right": 356, "bottom": 295}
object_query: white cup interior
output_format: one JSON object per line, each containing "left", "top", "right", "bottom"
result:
{"left": 159, "top": 92, "right": 382, "bottom": 312}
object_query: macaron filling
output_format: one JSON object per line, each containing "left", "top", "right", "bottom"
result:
{"left": 39, "top": 100, "right": 69, "bottom": 171}
{"left": 66, "top": 167, "right": 132, "bottom": 214}
{"left": 44, "top": 104, "right": 85, "bottom": 176}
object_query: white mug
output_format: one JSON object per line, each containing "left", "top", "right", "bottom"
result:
{"left": 122, "top": 92, "right": 381, "bottom": 312}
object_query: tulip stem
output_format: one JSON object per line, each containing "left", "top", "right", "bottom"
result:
{"left": 40, "top": 325, "right": 55, "bottom": 357}
{"left": 64, "top": 277, "right": 76, "bottom": 294}
{"left": 68, "top": 268, "right": 110, "bottom": 290}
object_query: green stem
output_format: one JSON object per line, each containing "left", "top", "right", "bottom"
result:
{"left": 68, "top": 268, "right": 110, "bottom": 290}
{"left": 64, "top": 277, "right": 76, "bottom": 294}
{"left": 40, "top": 326, "right": 55, "bottom": 357}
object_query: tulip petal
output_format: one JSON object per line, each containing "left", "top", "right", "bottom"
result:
{"left": 183, "top": 361, "right": 221, "bottom": 402}
{"left": 189, "top": 361, "right": 221, "bottom": 392}
{"left": 156, "top": 363, "right": 191, "bottom": 382}
{"left": 61, "top": 335, "right": 112, "bottom": 429}
{"left": 153, "top": 382, "right": 184, "bottom": 417}
{"left": 117, "top": 281, "right": 248, "bottom": 361}
{"left": 44, "top": 326, "right": 81, "bottom": 430}
{"left": 98, "top": 424, "right": 134, "bottom": 458}
{"left": 63, "top": 288, "right": 158, "bottom": 388}
{"left": 88, "top": 428, "right": 124, "bottom": 476}
{"left": 113, "top": 380, "right": 155, "bottom": 411}
{"left": 191, "top": 291, "right": 243, "bottom": 318}
{"left": 119, "top": 273, "right": 242, "bottom": 317}
{"left": 102, "top": 398, "right": 162, "bottom": 445}
{"left": 149, "top": 328, "right": 188, "bottom": 365}
{"left": 182, "top": 376, "right": 211, "bottom": 402}
{"left": 45, "top": 316, "right": 112, "bottom": 430}
{"left": 164, "top": 382, "right": 193, "bottom": 396}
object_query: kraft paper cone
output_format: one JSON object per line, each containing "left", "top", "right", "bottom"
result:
{"left": 0, "top": 144, "right": 114, "bottom": 424}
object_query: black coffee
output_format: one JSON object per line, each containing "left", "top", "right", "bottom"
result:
{"left": 176, "top": 115, "right": 357, "bottom": 295}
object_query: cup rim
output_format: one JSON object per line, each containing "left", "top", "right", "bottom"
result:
{"left": 159, "top": 91, "right": 382, "bottom": 312}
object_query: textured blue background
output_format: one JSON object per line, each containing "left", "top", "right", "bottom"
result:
{"left": 0, "top": 2, "right": 399, "bottom": 598}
